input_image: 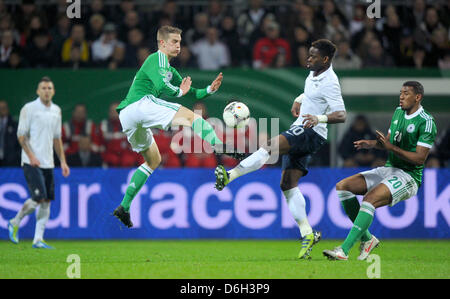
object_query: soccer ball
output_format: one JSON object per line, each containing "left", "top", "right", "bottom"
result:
{"left": 223, "top": 101, "right": 250, "bottom": 128}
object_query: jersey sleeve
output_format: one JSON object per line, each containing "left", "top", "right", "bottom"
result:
{"left": 143, "top": 53, "right": 182, "bottom": 97}
{"left": 189, "top": 86, "right": 210, "bottom": 100}
{"left": 171, "top": 67, "right": 212, "bottom": 100}
{"left": 170, "top": 67, "right": 183, "bottom": 86}
{"left": 17, "top": 105, "right": 30, "bottom": 137}
{"left": 417, "top": 118, "right": 437, "bottom": 149}
{"left": 322, "top": 81, "right": 346, "bottom": 113}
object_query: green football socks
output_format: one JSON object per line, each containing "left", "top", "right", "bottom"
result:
{"left": 338, "top": 190, "right": 373, "bottom": 242}
{"left": 341, "top": 201, "right": 376, "bottom": 255}
{"left": 120, "top": 164, "right": 153, "bottom": 212}
{"left": 192, "top": 117, "right": 223, "bottom": 146}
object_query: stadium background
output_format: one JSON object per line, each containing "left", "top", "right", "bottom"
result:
{"left": 0, "top": 0, "right": 449, "bottom": 241}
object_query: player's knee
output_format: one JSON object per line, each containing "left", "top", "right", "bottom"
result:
{"left": 40, "top": 200, "right": 51, "bottom": 208}
{"left": 193, "top": 112, "right": 202, "bottom": 121}
{"left": 361, "top": 196, "right": 375, "bottom": 207}
{"left": 280, "top": 183, "right": 295, "bottom": 191}
{"left": 280, "top": 178, "right": 297, "bottom": 191}
{"left": 336, "top": 177, "right": 357, "bottom": 192}
{"left": 336, "top": 179, "right": 349, "bottom": 191}
{"left": 183, "top": 107, "right": 197, "bottom": 125}
{"left": 148, "top": 153, "right": 161, "bottom": 170}
{"left": 33, "top": 198, "right": 45, "bottom": 204}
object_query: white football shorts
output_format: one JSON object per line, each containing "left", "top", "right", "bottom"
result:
{"left": 360, "top": 166, "right": 418, "bottom": 207}
{"left": 119, "top": 95, "right": 181, "bottom": 153}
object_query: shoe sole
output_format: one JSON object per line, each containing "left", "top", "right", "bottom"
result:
{"left": 32, "top": 242, "right": 54, "bottom": 249}
{"left": 32, "top": 246, "right": 54, "bottom": 249}
{"left": 323, "top": 250, "right": 348, "bottom": 261}
{"left": 214, "top": 166, "right": 226, "bottom": 191}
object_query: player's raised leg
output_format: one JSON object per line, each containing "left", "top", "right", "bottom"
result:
{"left": 336, "top": 174, "right": 379, "bottom": 259}
{"left": 172, "top": 106, "right": 223, "bottom": 146}
{"left": 281, "top": 169, "right": 321, "bottom": 259}
{"left": 114, "top": 141, "right": 161, "bottom": 228}
{"left": 172, "top": 105, "right": 250, "bottom": 162}
{"left": 215, "top": 134, "right": 290, "bottom": 190}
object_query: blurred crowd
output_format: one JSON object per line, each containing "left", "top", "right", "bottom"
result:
{"left": 1, "top": 99, "right": 449, "bottom": 168}
{"left": 0, "top": 0, "right": 449, "bottom": 70}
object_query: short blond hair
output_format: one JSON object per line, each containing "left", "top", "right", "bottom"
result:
{"left": 157, "top": 25, "right": 182, "bottom": 42}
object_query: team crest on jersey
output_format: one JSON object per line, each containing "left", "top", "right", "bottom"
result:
{"left": 160, "top": 69, "right": 173, "bottom": 82}
{"left": 166, "top": 71, "right": 173, "bottom": 81}
{"left": 407, "top": 124, "right": 415, "bottom": 133}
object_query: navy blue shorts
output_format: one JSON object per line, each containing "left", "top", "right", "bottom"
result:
{"left": 23, "top": 163, "right": 55, "bottom": 202}
{"left": 280, "top": 125, "right": 327, "bottom": 175}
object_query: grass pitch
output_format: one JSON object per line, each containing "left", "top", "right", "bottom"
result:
{"left": 0, "top": 239, "right": 448, "bottom": 279}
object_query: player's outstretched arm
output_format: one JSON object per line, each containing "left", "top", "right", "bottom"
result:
{"left": 375, "top": 130, "right": 429, "bottom": 165}
{"left": 354, "top": 139, "right": 378, "bottom": 150}
{"left": 354, "top": 131, "right": 390, "bottom": 150}
{"left": 302, "top": 110, "right": 346, "bottom": 128}
{"left": 171, "top": 68, "right": 221, "bottom": 99}
{"left": 324, "top": 110, "right": 346, "bottom": 124}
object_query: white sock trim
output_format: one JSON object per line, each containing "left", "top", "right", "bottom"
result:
{"left": 360, "top": 202, "right": 376, "bottom": 216}
{"left": 282, "top": 187, "right": 298, "bottom": 199}
{"left": 337, "top": 190, "right": 356, "bottom": 201}
{"left": 138, "top": 163, "right": 153, "bottom": 177}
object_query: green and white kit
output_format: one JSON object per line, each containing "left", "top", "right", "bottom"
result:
{"left": 361, "top": 106, "right": 436, "bottom": 206}
{"left": 117, "top": 50, "right": 214, "bottom": 152}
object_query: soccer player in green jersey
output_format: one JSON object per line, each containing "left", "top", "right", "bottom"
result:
{"left": 113, "top": 25, "right": 226, "bottom": 227}
{"left": 323, "top": 81, "right": 437, "bottom": 260}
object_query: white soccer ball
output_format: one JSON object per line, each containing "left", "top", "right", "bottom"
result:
{"left": 223, "top": 101, "right": 250, "bottom": 128}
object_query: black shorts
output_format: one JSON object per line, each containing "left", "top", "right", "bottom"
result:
{"left": 22, "top": 163, "right": 55, "bottom": 202}
{"left": 280, "top": 125, "right": 327, "bottom": 175}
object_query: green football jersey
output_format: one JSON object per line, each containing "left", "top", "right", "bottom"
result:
{"left": 116, "top": 50, "right": 211, "bottom": 113}
{"left": 385, "top": 106, "right": 437, "bottom": 187}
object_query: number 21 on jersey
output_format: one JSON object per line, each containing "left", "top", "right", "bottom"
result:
{"left": 393, "top": 130, "right": 402, "bottom": 143}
